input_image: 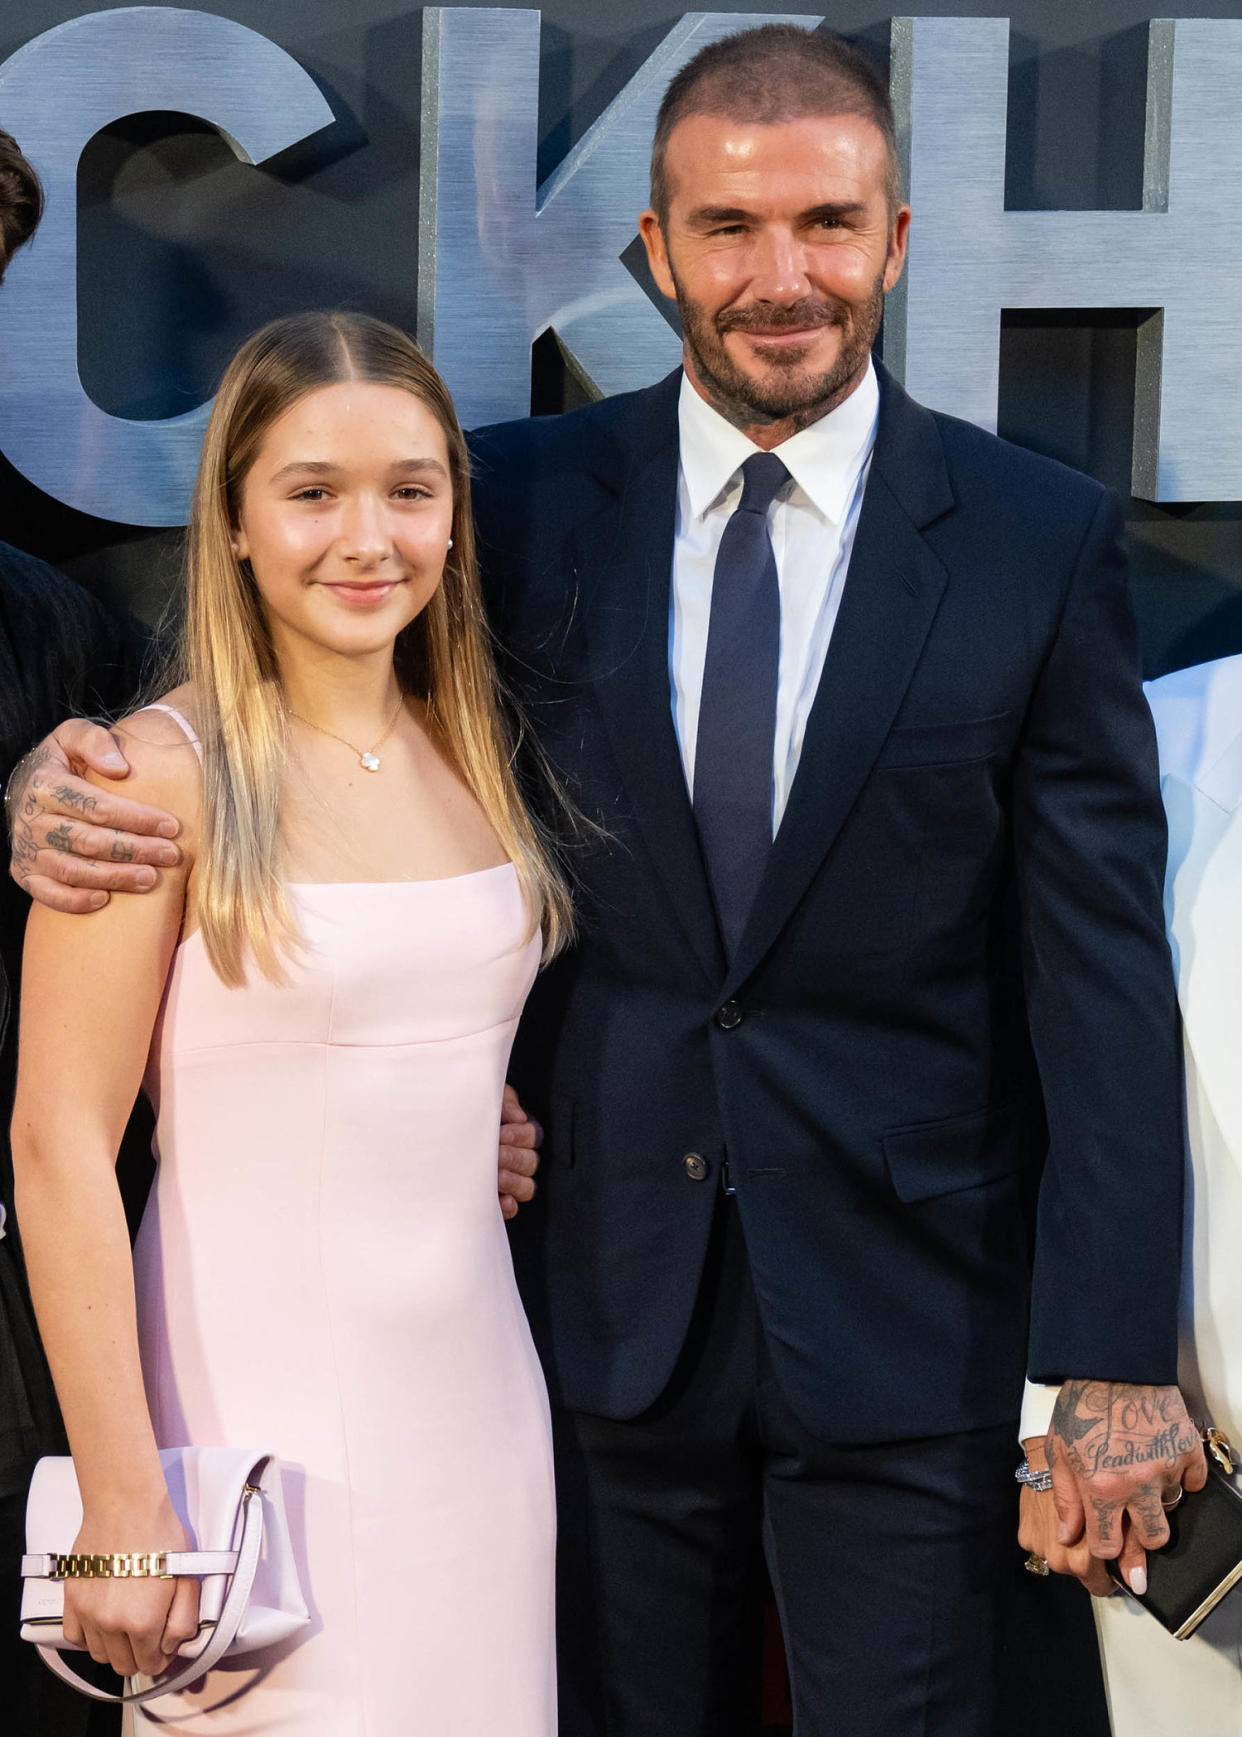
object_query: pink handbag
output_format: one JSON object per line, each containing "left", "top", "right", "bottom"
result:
{"left": 20, "top": 1446, "right": 310, "bottom": 1704}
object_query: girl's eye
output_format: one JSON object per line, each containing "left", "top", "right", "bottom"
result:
{"left": 292, "top": 487, "right": 328, "bottom": 502}
{"left": 393, "top": 485, "right": 433, "bottom": 501}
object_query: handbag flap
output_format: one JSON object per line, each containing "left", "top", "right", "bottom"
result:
{"left": 26, "top": 1446, "right": 269, "bottom": 1556}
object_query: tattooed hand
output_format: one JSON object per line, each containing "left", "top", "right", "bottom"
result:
{"left": 1045, "top": 1380, "right": 1207, "bottom": 1594}
{"left": 6, "top": 720, "right": 181, "bottom": 913}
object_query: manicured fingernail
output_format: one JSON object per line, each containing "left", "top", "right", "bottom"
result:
{"left": 103, "top": 753, "right": 126, "bottom": 769}
{"left": 1129, "top": 1566, "right": 1147, "bottom": 1596}
{"left": 1057, "top": 1522, "right": 1073, "bottom": 1544}
{"left": 157, "top": 820, "right": 180, "bottom": 839}
{"left": 136, "top": 867, "right": 157, "bottom": 888}
{"left": 89, "top": 892, "right": 107, "bottom": 909}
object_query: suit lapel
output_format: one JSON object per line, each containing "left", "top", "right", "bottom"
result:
{"left": 723, "top": 370, "right": 953, "bottom": 994}
{"left": 579, "top": 376, "right": 726, "bottom": 981}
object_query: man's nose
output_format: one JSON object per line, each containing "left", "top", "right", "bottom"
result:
{"left": 339, "top": 494, "right": 391, "bottom": 564}
{"left": 749, "top": 228, "right": 811, "bottom": 303}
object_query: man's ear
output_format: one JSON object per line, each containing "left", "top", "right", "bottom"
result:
{"left": 638, "top": 209, "right": 677, "bottom": 302}
{"left": 883, "top": 206, "right": 912, "bottom": 295}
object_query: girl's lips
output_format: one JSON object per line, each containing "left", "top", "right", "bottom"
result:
{"left": 318, "top": 581, "right": 401, "bottom": 607}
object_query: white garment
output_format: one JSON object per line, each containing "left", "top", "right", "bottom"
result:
{"left": 669, "top": 363, "right": 878, "bottom": 831}
{"left": 1092, "top": 652, "right": 1242, "bottom": 1735}
{"left": 1019, "top": 1377, "right": 1060, "bottom": 1442}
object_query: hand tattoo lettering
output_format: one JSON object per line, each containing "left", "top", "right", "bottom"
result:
{"left": 5, "top": 742, "right": 54, "bottom": 836}
{"left": 7, "top": 754, "right": 53, "bottom": 890}
{"left": 49, "top": 784, "right": 97, "bottom": 818}
{"left": 10, "top": 814, "right": 37, "bottom": 889}
{"left": 6, "top": 745, "right": 103, "bottom": 891}
{"left": 1090, "top": 1495, "right": 1116, "bottom": 1542}
{"left": 1049, "top": 1381, "right": 1199, "bottom": 1483}
{"left": 1131, "top": 1485, "right": 1168, "bottom": 1537}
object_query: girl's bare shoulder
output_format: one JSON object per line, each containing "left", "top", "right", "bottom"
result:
{"left": 90, "top": 684, "right": 203, "bottom": 819}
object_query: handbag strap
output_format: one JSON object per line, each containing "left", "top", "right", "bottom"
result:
{"left": 34, "top": 1482, "right": 264, "bottom": 1705}
{"left": 23, "top": 1551, "right": 239, "bottom": 1578}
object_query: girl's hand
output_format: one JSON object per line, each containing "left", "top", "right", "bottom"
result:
{"left": 62, "top": 1499, "right": 201, "bottom": 1679}
{"left": 1017, "top": 1439, "right": 1115, "bottom": 1596}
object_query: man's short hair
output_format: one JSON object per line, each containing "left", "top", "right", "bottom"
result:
{"left": 650, "top": 24, "right": 901, "bottom": 221}
{"left": 0, "top": 129, "right": 43, "bottom": 284}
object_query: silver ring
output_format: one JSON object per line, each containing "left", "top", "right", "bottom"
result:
{"left": 1160, "top": 1486, "right": 1184, "bottom": 1511}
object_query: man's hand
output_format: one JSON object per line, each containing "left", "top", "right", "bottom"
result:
{"left": 1046, "top": 1380, "right": 1207, "bottom": 1595}
{"left": 498, "top": 1084, "right": 541, "bottom": 1220}
{"left": 1017, "top": 1436, "right": 1114, "bottom": 1596}
{"left": 7, "top": 721, "right": 181, "bottom": 912}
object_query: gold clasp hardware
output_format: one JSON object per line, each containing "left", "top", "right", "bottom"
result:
{"left": 50, "top": 1551, "right": 170, "bottom": 1580}
{"left": 1203, "top": 1426, "right": 1235, "bottom": 1476}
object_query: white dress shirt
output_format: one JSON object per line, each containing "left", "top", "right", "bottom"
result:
{"left": 669, "top": 361, "right": 879, "bottom": 831}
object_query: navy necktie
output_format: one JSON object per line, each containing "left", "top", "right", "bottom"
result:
{"left": 693, "top": 450, "right": 790, "bottom": 955}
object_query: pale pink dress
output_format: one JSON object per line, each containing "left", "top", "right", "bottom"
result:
{"left": 124, "top": 711, "right": 555, "bottom": 1735}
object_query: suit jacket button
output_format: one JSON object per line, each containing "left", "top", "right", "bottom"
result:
{"left": 683, "top": 1152, "right": 709, "bottom": 1182}
{"left": 715, "top": 1000, "right": 743, "bottom": 1030}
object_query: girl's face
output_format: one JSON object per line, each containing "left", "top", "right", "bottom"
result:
{"left": 234, "top": 380, "right": 454, "bottom": 665}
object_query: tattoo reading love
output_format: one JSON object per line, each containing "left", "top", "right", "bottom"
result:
{"left": 1050, "top": 1381, "right": 1198, "bottom": 1477}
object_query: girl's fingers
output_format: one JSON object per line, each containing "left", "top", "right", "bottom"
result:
{"left": 161, "top": 1576, "right": 202, "bottom": 1659}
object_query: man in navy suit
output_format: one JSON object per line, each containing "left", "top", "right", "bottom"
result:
{"left": 470, "top": 26, "right": 1203, "bottom": 1735}
{"left": 14, "top": 25, "right": 1205, "bottom": 1737}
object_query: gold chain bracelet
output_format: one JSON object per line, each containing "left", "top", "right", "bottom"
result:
{"left": 50, "top": 1552, "right": 170, "bottom": 1580}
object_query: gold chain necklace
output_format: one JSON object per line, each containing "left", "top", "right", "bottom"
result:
{"left": 288, "top": 693, "right": 405, "bottom": 773}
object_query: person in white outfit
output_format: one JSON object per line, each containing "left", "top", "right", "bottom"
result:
{"left": 1091, "top": 652, "right": 1242, "bottom": 1730}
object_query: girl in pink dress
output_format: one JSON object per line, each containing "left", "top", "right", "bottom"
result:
{"left": 12, "top": 312, "right": 570, "bottom": 1734}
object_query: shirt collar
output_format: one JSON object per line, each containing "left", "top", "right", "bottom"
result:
{"left": 677, "top": 358, "right": 880, "bottom": 526}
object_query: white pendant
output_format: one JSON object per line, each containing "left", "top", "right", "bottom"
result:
{"left": 360, "top": 752, "right": 381, "bottom": 772}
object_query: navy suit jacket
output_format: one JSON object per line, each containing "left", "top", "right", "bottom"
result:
{"left": 467, "top": 364, "right": 1183, "bottom": 1444}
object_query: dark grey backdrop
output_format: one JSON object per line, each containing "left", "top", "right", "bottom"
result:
{"left": 2, "top": 0, "right": 1241, "bottom": 671}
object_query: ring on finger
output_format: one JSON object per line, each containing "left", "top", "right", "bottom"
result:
{"left": 1023, "top": 1552, "right": 1050, "bottom": 1577}
{"left": 1160, "top": 1486, "right": 1184, "bottom": 1511}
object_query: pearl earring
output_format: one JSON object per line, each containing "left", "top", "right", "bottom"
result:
{"left": 447, "top": 538, "right": 454, "bottom": 550}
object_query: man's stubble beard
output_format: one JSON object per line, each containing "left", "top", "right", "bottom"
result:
{"left": 670, "top": 258, "right": 887, "bottom": 436}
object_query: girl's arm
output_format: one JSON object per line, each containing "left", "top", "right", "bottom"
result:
{"left": 12, "top": 708, "right": 202, "bottom": 1679}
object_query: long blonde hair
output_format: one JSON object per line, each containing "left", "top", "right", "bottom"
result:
{"left": 174, "top": 310, "right": 573, "bottom": 986}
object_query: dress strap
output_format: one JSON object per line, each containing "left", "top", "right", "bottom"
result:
{"left": 143, "top": 703, "right": 203, "bottom": 766}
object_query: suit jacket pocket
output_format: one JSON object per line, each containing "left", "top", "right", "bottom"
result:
{"left": 882, "top": 1100, "right": 1027, "bottom": 1202}
{"left": 876, "top": 710, "right": 1013, "bottom": 770}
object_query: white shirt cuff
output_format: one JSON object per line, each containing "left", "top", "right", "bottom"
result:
{"left": 1019, "top": 1379, "right": 1061, "bottom": 1446}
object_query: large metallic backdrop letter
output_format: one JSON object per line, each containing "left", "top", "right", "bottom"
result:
{"left": 0, "top": 8, "right": 333, "bottom": 526}
{"left": 419, "top": 9, "right": 821, "bottom": 429}
{"left": 887, "top": 16, "right": 1242, "bottom": 503}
